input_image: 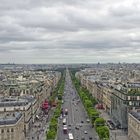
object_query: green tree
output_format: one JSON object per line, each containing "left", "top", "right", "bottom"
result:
{"left": 46, "top": 130, "right": 56, "bottom": 140}
{"left": 96, "top": 126, "right": 110, "bottom": 139}
{"left": 91, "top": 97, "right": 98, "bottom": 106}
{"left": 54, "top": 108, "right": 61, "bottom": 118}
{"left": 89, "top": 111, "right": 99, "bottom": 124}
{"left": 49, "top": 117, "right": 57, "bottom": 131}
{"left": 94, "top": 117, "right": 105, "bottom": 129}
{"left": 57, "top": 94, "right": 62, "bottom": 100}
{"left": 84, "top": 99, "right": 93, "bottom": 108}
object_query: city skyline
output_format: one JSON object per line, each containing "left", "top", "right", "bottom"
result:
{"left": 0, "top": 0, "right": 140, "bottom": 63}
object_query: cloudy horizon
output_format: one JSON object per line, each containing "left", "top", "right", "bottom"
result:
{"left": 0, "top": 0, "right": 140, "bottom": 64}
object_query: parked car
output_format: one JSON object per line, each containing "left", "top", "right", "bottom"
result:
{"left": 106, "top": 120, "right": 115, "bottom": 130}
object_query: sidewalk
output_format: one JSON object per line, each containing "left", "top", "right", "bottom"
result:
{"left": 26, "top": 107, "right": 55, "bottom": 140}
{"left": 40, "top": 108, "right": 55, "bottom": 140}
{"left": 98, "top": 109, "right": 128, "bottom": 140}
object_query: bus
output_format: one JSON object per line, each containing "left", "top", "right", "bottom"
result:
{"left": 68, "top": 133, "right": 74, "bottom": 140}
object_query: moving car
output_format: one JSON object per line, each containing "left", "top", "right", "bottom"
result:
{"left": 63, "top": 125, "right": 68, "bottom": 134}
{"left": 84, "top": 130, "right": 88, "bottom": 134}
{"left": 65, "top": 109, "right": 68, "bottom": 115}
{"left": 68, "top": 133, "right": 74, "bottom": 140}
{"left": 75, "top": 126, "right": 79, "bottom": 130}
{"left": 63, "top": 118, "right": 67, "bottom": 125}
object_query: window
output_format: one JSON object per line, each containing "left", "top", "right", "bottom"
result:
{"left": 130, "top": 96, "right": 137, "bottom": 101}
{"left": 129, "top": 101, "right": 132, "bottom": 105}
{"left": 7, "top": 129, "right": 9, "bottom": 133}
{"left": 11, "top": 128, "right": 14, "bottom": 132}
{"left": 1, "top": 129, "right": 4, "bottom": 133}
{"left": 137, "top": 125, "right": 140, "bottom": 131}
{"left": 136, "top": 102, "right": 139, "bottom": 106}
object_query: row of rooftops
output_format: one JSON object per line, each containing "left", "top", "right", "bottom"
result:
{"left": 0, "top": 95, "right": 37, "bottom": 125}
{"left": 0, "top": 70, "right": 60, "bottom": 86}
{"left": 0, "top": 112, "right": 22, "bottom": 125}
{"left": 0, "top": 71, "right": 61, "bottom": 98}
{"left": 79, "top": 66, "right": 140, "bottom": 82}
{"left": 0, "top": 96, "right": 36, "bottom": 107}
{"left": 0, "top": 70, "right": 61, "bottom": 126}
{"left": 77, "top": 68, "right": 140, "bottom": 95}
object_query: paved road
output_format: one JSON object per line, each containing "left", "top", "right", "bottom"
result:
{"left": 57, "top": 70, "right": 98, "bottom": 140}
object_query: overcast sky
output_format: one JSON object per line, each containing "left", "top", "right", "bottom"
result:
{"left": 0, "top": 0, "right": 140, "bottom": 64}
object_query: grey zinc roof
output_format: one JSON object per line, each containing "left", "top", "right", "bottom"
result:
{"left": 0, "top": 97, "right": 29, "bottom": 107}
{"left": 0, "top": 112, "right": 22, "bottom": 125}
{"left": 130, "top": 111, "right": 140, "bottom": 121}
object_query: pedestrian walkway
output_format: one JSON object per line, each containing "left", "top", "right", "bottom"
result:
{"left": 98, "top": 109, "right": 128, "bottom": 140}
{"left": 40, "top": 108, "right": 55, "bottom": 140}
{"left": 25, "top": 108, "right": 55, "bottom": 140}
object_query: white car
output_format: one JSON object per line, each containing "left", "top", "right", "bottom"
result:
{"left": 86, "top": 119, "right": 90, "bottom": 123}
{"left": 63, "top": 118, "right": 67, "bottom": 125}
{"left": 84, "top": 131, "right": 87, "bottom": 134}
{"left": 68, "top": 133, "right": 74, "bottom": 140}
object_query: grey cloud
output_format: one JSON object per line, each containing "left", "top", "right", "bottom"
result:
{"left": 0, "top": 0, "right": 140, "bottom": 63}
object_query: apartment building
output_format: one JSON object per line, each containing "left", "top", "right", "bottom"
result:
{"left": 111, "top": 83, "right": 140, "bottom": 128}
{"left": 111, "top": 88, "right": 128, "bottom": 128}
{"left": 0, "top": 68, "right": 62, "bottom": 139}
{"left": 0, "top": 112, "right": 24, "bottom": 140}
{"left": 76, "top": 69, "right": 140, "bottom": 129}
{"left": 128, "top": 111, "right": 140, "bottom": 140}
{"left": 102, "top": 85, "right": 112, "bottom": 114}
{"left": 0, "top": 96, "right": 37, "bottom": 135}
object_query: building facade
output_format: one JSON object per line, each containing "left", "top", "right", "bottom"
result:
{"left": 128, "top": 111, "right": 140, "bottom": 140}
{"left": 0, "top": 112, "right": 24, "bottom": 140}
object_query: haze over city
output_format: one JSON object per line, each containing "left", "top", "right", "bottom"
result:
{"left": 0, "top": 0, "right": 140, "bottom": 63}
